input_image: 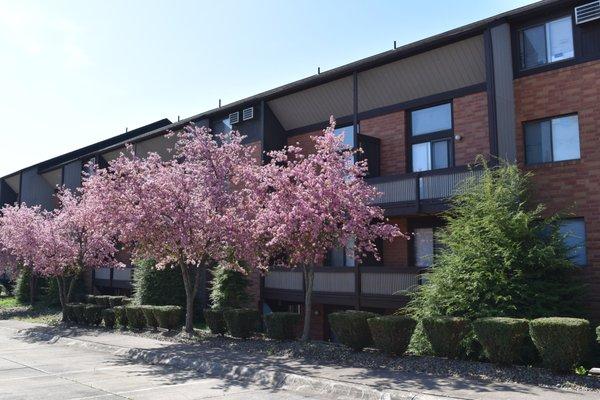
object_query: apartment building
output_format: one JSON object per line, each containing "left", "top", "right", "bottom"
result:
{"left": 1, "top": 0, "right": 598, "bottom": 339}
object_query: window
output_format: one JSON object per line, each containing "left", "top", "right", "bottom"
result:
{"left": 559, "top": 219, "right": 587, "bottom": 266}
{"left": 519, "top": 16, "right": 574, "bottom": 70}
{"left": 326, "top": 239, "right": 355, "bottom": 267}
{"left": 524, "top": 115, "right": 580, "bottom": 164}
{"left": 410, "top": 103, "right": 453, "bottom": 172}
{"left": 414, "top": 227, "right": 442, "bottom": 268}
{"left": 333, "top": 125, "right": 356, "bottom": 149}
{"left": 411, "top": 103, "right": 452, "bottom": 136}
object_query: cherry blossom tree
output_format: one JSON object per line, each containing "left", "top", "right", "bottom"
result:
{"left": 83, "top": 125, "right": 264, "bottom": 334}
{"left": 0, "top": 189, "right": 121, "bottom": 317}
{"left": 257, "top": 118, "right": 406, "bottom": 341}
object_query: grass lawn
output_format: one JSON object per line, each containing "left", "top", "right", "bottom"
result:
{"left": 0, "top": 296, "right": 62, "bottom": 325}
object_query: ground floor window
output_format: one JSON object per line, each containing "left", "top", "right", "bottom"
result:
{"left": 413, "top": 227, "right": 442, "bottom": 268}
{"left": 558, "top": 218, "right": 587, "bottom": 266}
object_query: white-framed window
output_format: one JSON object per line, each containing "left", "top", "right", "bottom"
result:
{"left": 414, "top": 227, "right": 443, "bottom": 268}
{"left": 524, "top": 114, "right": 580, "bottom": 164}
{"left": 519, "top": 16, "right": 574, "bottom": 70}
{"left": 410, "top": 103, "right": 453, "bottom": 172}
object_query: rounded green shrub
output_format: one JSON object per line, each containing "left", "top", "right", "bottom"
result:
{"left": 367, "top": 315, "right": 416, "bottom": 355}
{"left": 122, "top": 298, "right": 133, "bottom": 306}
{"left": 64, "top": 303, "right": 79, "bottom": 323}
{"left": 84, "top": 304, "right": 103, "bottom": 326}
{"left": 133, "top": 260, "right": 187, "bottom": 307}
{"left": 328, "top": 311, "right": 378, "bottom": 351}
{"left": 85, "top": 294, "right": 97, "bottom": 304}
{"left": 529, "top": 317, "right": 590, "bottom": 372}
{"left": 264, "top": 312, "right": 301, "bottom": 341}
{"left": 204, "top": 309, "right": 227, "bottom": 335}
{"left": 108, "top": 296, "right": 126, "bottom": 307}
{"left": 94, "top": 295, "right": 111, "bottom": 309}
{"left": 473, "top": 317, "right": 529, "bottom": 364}
{"left": 422, "top": 316, "right": 470, "bottom": 358}
{"left": 153, "top": 306, "right": 183, "bottom": 331}
{"left": 209, "top": 263, "right": 250, "bottom": 310}
{"left": 102, "top": 309, "right": 116, "bottom": 329}
{"left": 223, "top": 309, "right": 259, "bottom": 339}
{"left": 141, "top": 306, "right": 159, "bottom": 330}
{"left": 71, "top": 303, "right": 88, "bottom": 325}
{"left": 125, "top": 306, "right": 146, "bottom": 330}
{"left": 113, "top": 306, "right": 128, "bottom": 328}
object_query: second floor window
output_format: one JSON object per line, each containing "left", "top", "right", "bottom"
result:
{"left": 524, "top": 114, "right": 580, "bottom": 164}
{"left": 410, "top": 103, "right": 453, "bottom": 172}
{"left": 333, "top": 124, "right": 356, "bottom": 149}
{"left": 519, "top": 16, "right": 574, "bottom": 70}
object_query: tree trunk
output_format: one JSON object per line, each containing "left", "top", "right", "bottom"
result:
{"left": 179, "top": 261, "right": 204, "bottom": 335}
{"left": 56, "top": 277, "right": 67, "bottom": 321}
{"left": 29, "top": 272, "right": 36, "bottom": 306}
{"left": 301, "top": 265, "right": 315, "bottom": 341}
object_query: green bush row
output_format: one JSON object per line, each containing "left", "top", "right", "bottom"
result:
{"left": 85, "top": 295, "right": 128, "bottom": 309}
{"left": 326, "top": 311, "right": 591, "bottom": 373}
{"left": 203, "top": 308, "right": 261, "bottom": 339}
{"left": 68, "top": 303, "right": 183, "bottom": 331}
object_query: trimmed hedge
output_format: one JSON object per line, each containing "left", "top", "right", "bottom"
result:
{"left": 125, "top": 306, "right": 146, "bottom": 330}
{"left": 84, "top": 304, "right": 103, "bottom": 326}
{"left": 223, "top": 309, "right": 259, "bottom": 339}
{"left": 113, "top": 306, "right": 128, "bottom": 328}
{"left": 122, "top": 298, "right": 133, "bottom": 306}
{"left": 142, "top": 306, "right": 159, "bottom": 330}
{"left": 64, "top": 303, "right": 79, "bottom": 323}
{"left": 108, "top": 296, "right": 126, "bottom": 307}
{"left": 328, "top": 311, "right": 378, "bottom": 351}
{"left": 264, "top": 312, "right": 301, "bottom": 341}
{"left": 529, "top": 317, "right": 590, "bottom": 372}
{"left": 71, "top": 303, "right": 88, "bottom": 325}
{"left": 473, "top": 317, "right": 529, "bottom": 364}
{"left": 422, "top": 316, "right": 470, "bottom": 358}
{"left": 204, "top": 309, "right": 227, "bottom": 335}
{"left": 102, "top": 309, "right": 116, "bottom": 329}
{"left": 153, "top": 306, "right": 183, "bottom": 331}
{"left": 367, "top": 315, "right": 416, "bottom": 355}
{"left": 133, "top": 260, "right": 187, "bottom": 307}
{"left": 94, "top": 295, "right": 111, "bottom": 309}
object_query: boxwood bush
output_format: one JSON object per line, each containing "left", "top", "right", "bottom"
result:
{"left": 529, "top": 317, "right": 590, "bottom": 372}
{"left": 84, "top": 304, "right": 103, "bottom": 326}
{"left": 113, "top": 306, "right": 128, "bottom": 328}
{"left": 108, "top": 296, "right": 126, "bottom": 307}
{"left": 367, "top": 315, "right": 416, "bottom": 355}
{"left": 141, "top": 306, "right": 159, "bottom": 330}
{"left": 328, "top": 311, "right": 378, "bottom": 351}
{"left": 125, "top": 306, "right": 146, "bottom": 330}
{"left": 94, "top": 295, "right": 112, "bottom": 309}
{"left": 64, "top": 303, "right": 79, "bottom": 323}
{"left": 473, "top": 317, "right": 529, "bottom": 364}
{"left": 153, "top": 306, "right": 183, "bottom": 331}
{"left": 264, "top": 312, "right": 301, "bottom": 341}
{"left": 71, "top": 303, "right": 88, "bottom": 325}
{"left": 85, "top": 294, "right": 97, "bottom": 304}
{"left": 102, "top": 309, "right": 116, "bottom": 329}
{"left": 223, "top": 309, "right": 259, "bottom": 339}
{"left": 422, "top": 316, "right": 470, "bottom": 358}
{"left": 204, "top": 309, "right": 227, "bottom": 335}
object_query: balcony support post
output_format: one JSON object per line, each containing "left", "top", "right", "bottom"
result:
{"left": 354, "top": 265, "right": 361, "bottom": 310}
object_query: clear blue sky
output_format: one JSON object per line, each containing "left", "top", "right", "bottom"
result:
{"left": 0, "top": 0, "right": 536, "bottom": 177}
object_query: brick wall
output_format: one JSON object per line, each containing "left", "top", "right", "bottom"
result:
{"left": 514, "top": 60, "right": 600, "bottom": 321}
{"left": 453, "top": 91, "right": 490, "bottom": 166}
{"left": 360, "top": 111, "right": 407, "bottom": 175}
{"left": 383, "top": 217, "right": 409, "bottom": 268}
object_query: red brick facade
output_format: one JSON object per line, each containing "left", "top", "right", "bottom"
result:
{"left": 453, "top": 91, "right": 490, "bottom": 166}
{"left": 360, "top": 112, "right": 407, "bottom": 175}
{"left": 514, "top": 60, "right": 600, "bottom": 320}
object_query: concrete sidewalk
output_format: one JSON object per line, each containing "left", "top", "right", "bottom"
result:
{"left": 0, "top": 319, "right": 597, "bottom": 400}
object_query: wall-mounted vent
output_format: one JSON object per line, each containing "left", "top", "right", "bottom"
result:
{"left": 242, "top": 107, "right": 254, "bottom": 121}
{"left": 229, "top": 111, "right": 240, "bottom": 125}
{"left": 575, "top": 1, "right": 600, "bottom": 24}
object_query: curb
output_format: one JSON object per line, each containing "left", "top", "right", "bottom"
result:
{"left": 3, "top": 325, "right": 455, "bottom": 400}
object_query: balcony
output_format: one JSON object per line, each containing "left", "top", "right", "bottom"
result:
{"left": 93, "top": 267, "right": 134, "bottom": 290}
{"left": 367, "top": 167, "right": 483, "bottom": 215}
{"left": 263, "top": 267, "right": 420, "bottom": 309}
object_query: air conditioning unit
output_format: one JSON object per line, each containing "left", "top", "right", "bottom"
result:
{"left": 228, "top": 111, "right": 240, "bottom": 125}
{"left": 242, "top": 107, "right": 254, "bottom": 121}
{"left": 575, "top": 1, "right": 600, "bottom": 24}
